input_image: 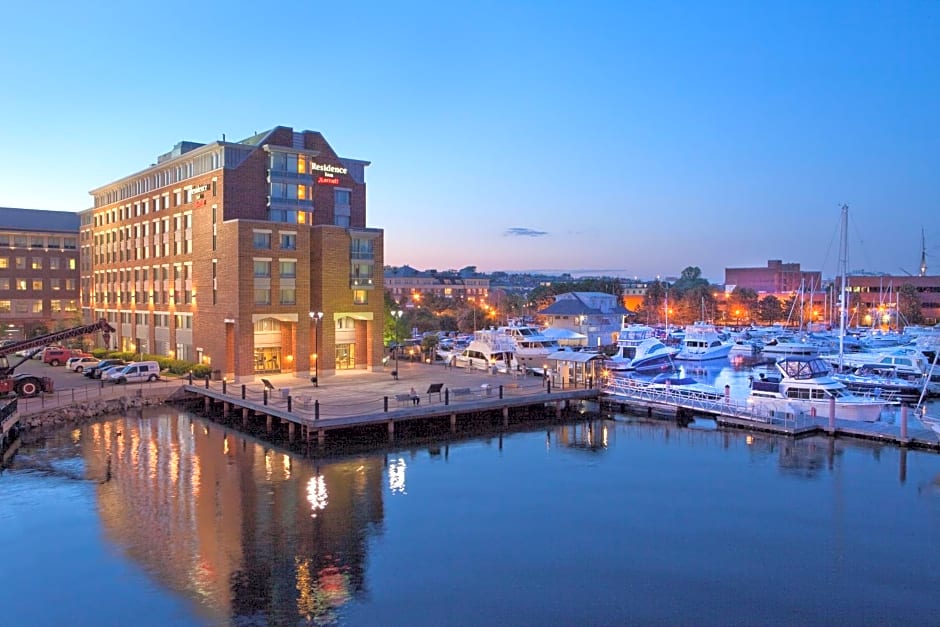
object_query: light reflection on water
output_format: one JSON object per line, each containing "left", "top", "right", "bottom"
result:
{"left": 1, "top": 401, "right": 939, "bottom": 626}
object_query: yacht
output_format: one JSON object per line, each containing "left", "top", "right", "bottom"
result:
{"left": 747, "top": 356, "right": 895, "bottom": 422}
{"left": 760, "top": 334, "right": 819, "bottom": 358}
{"left": 605, "top": 324, "right": 677, "bottom": 372}
{"left": 490, "top": 323, "right": 561, "bottom": 372}
{"left": 674, "top": 322, "right": 733, "bottom": 361}
{"left": 450, "top": 331, "right": 517, "bottom": 372}
{"left": 831, "top": 364, "right": 923, "bottom": 403}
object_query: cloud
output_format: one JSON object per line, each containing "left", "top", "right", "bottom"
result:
{"left": 504, "top": 227, "right": 548, "bottom": 237}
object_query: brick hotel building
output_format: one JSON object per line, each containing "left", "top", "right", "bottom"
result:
{"left": 80, "top": 126, "right": 384, "bottom": 380}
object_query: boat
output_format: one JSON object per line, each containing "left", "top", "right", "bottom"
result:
{"left": 646, "top": 373, "right": 724, "bottom": 401}
{"left": 831, "top": 364, "right": 924, "bottom": 403}
{"left": 674, "top": 322, "right": 733, "bottom": 361}
{"left": 450, "top": 330, "right": 518, "bottom": 372}
{"left": 490, "top": 323, "right": 561, "bottom": 372}
{"left": 760, "top": 334, "right": 819, "bottom": 358}
{"left": 605, "top": 324, "right": 677, "bottom": 372}
{"left": 746, "top": 356, "right": 895, "bottom": 422}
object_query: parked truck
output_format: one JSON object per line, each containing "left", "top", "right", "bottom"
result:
{"left": 0, "top": 320, "right": 115, "bottom": 397}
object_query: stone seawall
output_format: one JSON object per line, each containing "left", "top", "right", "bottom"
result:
{"left": 19, "top": 396, "right": 168, "bottom": 432}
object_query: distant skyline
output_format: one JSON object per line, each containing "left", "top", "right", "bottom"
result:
{"left": 1, "top": 1, "right": 937, "bottom": 282}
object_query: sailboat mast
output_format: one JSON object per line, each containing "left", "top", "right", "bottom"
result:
{"left": 838, "top": 204, "right": 849, "bottom": 370}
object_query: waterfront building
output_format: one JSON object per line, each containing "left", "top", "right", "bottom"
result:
{"left": 0, "top": 207, "right": 81, "bottom": 340}
{"left": 618, "top": 278, "right": 649, "bottom": 313}
{"left": 537, "top": 292, "right": 628, "bottom": 348}
{"left": 843, "top": 273, "right": 940, "bottom": 326}
{"left": 384, "top": 265, "right": 489, "bottom": 307}
{"left": 725, "top": 259, "right": 823, "bottom": 294}
{"left": 80, "top": 126, "right": 384, "bottom": 380}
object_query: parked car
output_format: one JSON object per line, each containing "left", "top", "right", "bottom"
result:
{"left": 66, "top": 356, "right": 100, "bottom": 373}
{"left": 84, "top": 359, "right": 127, "bottom": 379}
{"left": 104, "top": 361, "right": 161, "bottom": 384}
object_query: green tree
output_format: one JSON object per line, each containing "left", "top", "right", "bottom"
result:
{"left": 757, "top": 295, "right": 783, "bottom": 325}
{"left": 671, "top": 266, "right": 709, "bottom": 297}
{"left": 730, "top": 287, "right": 759, "bottom": 325}
{"left": 637, "top": 280, "right": 667, "bottom": 325}
{"left": 898, "top": 283, "right": 924, "bottom": 326}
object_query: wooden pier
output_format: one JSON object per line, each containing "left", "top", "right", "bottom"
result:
{"left": 600, "top": 377, "right": 940, "bottom": 452}
{"left": 176, "top": 378, "right": 600, "bottom": 446}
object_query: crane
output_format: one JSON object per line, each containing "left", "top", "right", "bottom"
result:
{"left": 0, "top": 319, "right": 115, "bottom": 397}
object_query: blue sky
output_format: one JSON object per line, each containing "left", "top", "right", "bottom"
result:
{"left": 1, "top": 0, "right": 937, "bottom": 282}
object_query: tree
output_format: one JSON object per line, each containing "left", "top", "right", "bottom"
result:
{"left": 671, "top": 266, "right": 709, "bottom": 296}
{"left": 729, "top": 287, "right": 759, "bottom": 325}
{"left": 898, "top": 283, "right": 924, "bottom": 326}
{"left": 637, "top": 280, "right": 667, "bottom": 325}
{"left": 757, "top": 295, "right": 783, "bottom": 325}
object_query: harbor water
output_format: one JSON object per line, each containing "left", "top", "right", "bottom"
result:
{"left": 2, "top": 377, "right": 940, "bottom": 625}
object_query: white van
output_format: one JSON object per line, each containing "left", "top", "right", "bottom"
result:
{"left": 105, "top": 361, "right": 161, "bottom": 384}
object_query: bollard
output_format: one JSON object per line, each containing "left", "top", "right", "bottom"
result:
{"left": 547, "top": 379, "right": 552, "bottom": 394}
{"left": 263, "top": 389, "right": 268, "bottom": 406}
{"left": 205, "top": 377, "right": 209, "bottom": 389}
{"left": 828, "top": 396, "right": 836, "bottom": 432}
{"left": 222, "top": 380, "right": 227, "bottom": 394}
{"left": 724, "top": 385, "right": 730, "bottom": 403}
{"left": 445, "top": 388, "right": 450, "bottom": 405}
{"left": 241, "top": 384, "right": 246, "bottom": 400}
{"left": 315, "top": 399, "right": 320, "bottom": 421}
{"left": 287, "top": 395, "right": 292, "bottom": 413}
{"left": 384, "top": 396, "right": 389, "bottom": 412}
{"left": 188, "top": 372, "right": 193, "bottom": 384}
{"left": 900, "top": 404, "right": 908, "bottom": 441}
{"left": 499, "top": 385, "right": 503, "bottom": 399}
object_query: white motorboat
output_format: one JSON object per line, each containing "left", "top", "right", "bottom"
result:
{"left": 674, "top": 322, "right": 733, "bottom": 361}
{"left": 490, "top": 323, "right": 560, "bottom": 372}
{"left": 747, "top": 356, "right": 895, "bottom": 422}
{"left": 761, "top": 334, "right": 819, "bottom": 358}
{"left": 450, "top": 332, "right": 518, "bottom": 373}
{"left": 606, "top": 324, "right": 677, "bottom": 372}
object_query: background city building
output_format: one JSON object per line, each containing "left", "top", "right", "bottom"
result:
{"left": 80, "top": 126, "right": 384, "bottom": 380}
{"left": 725, "top": 259, "right": 823, "bottom": 294}
{"left": 384, "top": 265, "right": 489, "bottom": 307}
{"left": 0, "top": 207, "right": 80, "bottom": 340}
{"left": 538, "top": 292, "right": 628, "bottom": 348}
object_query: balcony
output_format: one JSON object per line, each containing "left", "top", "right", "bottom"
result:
{"left": 349, "top": 276, "right": 374, "bottom": 290}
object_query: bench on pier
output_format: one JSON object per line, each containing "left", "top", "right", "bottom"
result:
{"left": 395, "top": 393, "right": 413, "bottom": 407}
{"left": 426, "top": 383, "right": 444, "bottom": 403}
{"left": 450, "top": 387, "right": 473, "bottom": 400}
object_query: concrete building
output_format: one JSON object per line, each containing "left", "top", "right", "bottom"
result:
{"left": 0, "top": 207, "right": 81, "bottom": 340}
{"left": 844, "top": 274, "right": 940, "bottom": 326}
{"left": 81, "top": 126, "right": 384, "bottom": 381}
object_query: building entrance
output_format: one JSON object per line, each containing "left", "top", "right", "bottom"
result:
{"left": 254, "top": 347, "right": 281, "bottom": 373}
{"left": 335, "top": 344, "right": 355, "bottom": 370}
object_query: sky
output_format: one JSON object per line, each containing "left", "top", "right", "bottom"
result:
{"left": 1, "top": 0, "right": 937, "bottom": 283}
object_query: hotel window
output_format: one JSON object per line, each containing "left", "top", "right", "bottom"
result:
{"left": 30, "top": 300, "right": 42, "bottom": 314}
{"left": 353, "top": 289, "right": 368, "bottom": 305}
{"left": 13, "top": 236, "right": 27, "bottom": 247}
{"left": 66, "top": 278, "right": 76, "bottom": 290}
{"left": 68, "top": 258, "right": 76, "bottom": 270}
{"left": 15, "top": 280, "right": 26, "bottom": 291}
{"left": 50, "top": 300, "right": 62, "bottom": 313}
{"left": 335, "top": 205, "right": 350, "bottom": 228}
{"left": 49, "top": 257, "right": 60, "bottom": 270}
{"left": 0, "top": 258, "right": 7, "bottom": 269}
{"left": 0, "top": 235, "right": 8, "bottom": 247}
{"left": 31, "top": 258, "right": 42, "bottom": 270}
{"left": 0, "top": 300, "right": 9, "bottom": 313}
{"left": 48, "top": 237, "right": 60, "bottom": 248}
{"left": 31, "top": 279, "right": 42, "bottom": 290}
{"left": 279, "top": 233, "right": 296, "bottom": 250}
{"left": 14, "top": 257, "right": 25, "bottom": 270}
{"left": 0, "top": 279, "right": 8, "bottom": 290}
{"left": 253, "top": 260, "right": 272, "bottom": 278}
{"left": 279, "top": 260, "right": 296, "bottom": 278}
{"left": 253, "top": 231, "right": 272, "bottom": 249}
{"left": 29, "top": 236, "right": 42, "bottom": 249}
{"left": 254, "top": 288, "right": 271, "bottom": 305}
{"left": 335, "top": 188, "right": 351, "bottom": 206}
{"left": 279, "top": 287, "right": 296, "bottom": 305}
{"left": 50, "top": 278, "right": 60, "bottom": 291}
{"left": 13, "top": 300, "right": 28, "bottom": 314}
{"left": 63, "top": 237, "right": 76, "bottom": 249}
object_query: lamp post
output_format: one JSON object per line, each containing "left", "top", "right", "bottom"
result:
{"left": 310, "top": 311, "right": 323, "bottom": 386}
{"left": 392, "top": 309, "right": 403, "bottom": 380}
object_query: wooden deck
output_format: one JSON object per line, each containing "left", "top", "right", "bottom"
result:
{"left": 178, "top": 380, "right": 600, "bottom": 445}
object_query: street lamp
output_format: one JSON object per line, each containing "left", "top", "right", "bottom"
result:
{"left": 391, "top": 309, "right": 403, "bottom": 380}
{"left": 310, "top": 311, "right": 323, "bottom": 386}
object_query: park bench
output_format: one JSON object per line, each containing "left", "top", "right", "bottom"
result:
{"left": 450, "top": 387, "right": 473, "bottom": 400}
{"left": 395, "top": 393, "right": 413, "bottom": 407}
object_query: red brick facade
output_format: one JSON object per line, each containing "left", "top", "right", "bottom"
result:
{"left": 81, "top": 127, "right": 384, "bottom": 380}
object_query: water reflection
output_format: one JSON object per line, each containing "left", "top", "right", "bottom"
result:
{"left": 82, "top": 410, "right": 384, "bottom": 625}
